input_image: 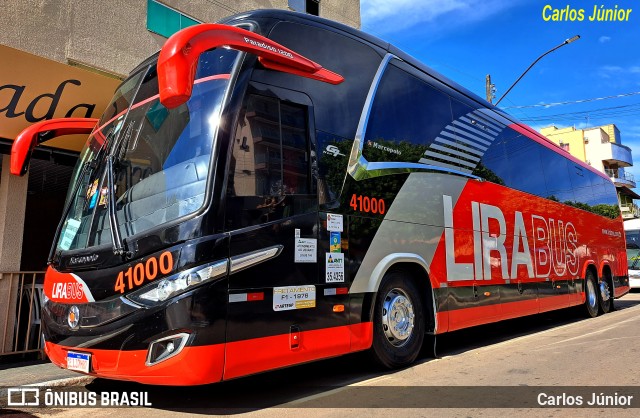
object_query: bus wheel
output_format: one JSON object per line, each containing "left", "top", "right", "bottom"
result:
{"left": 598, "top": 279, "right": 612, "bottom": 314}
{"left": 583, "top": 271, "right": 599, "bottom": 318}
{"left": 370, "top": 271, "right": 424, "bottom": 369}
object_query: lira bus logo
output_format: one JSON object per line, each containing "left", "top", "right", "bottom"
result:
{"left": 443, "top": 195, "right": 580, "bottom": 281}
{"left": 52, "top": 282, "right": 85, "bottom": 300}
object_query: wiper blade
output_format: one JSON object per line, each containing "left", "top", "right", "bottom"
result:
{"left": 106, "top": 155, "right": 125, "bottom": 256}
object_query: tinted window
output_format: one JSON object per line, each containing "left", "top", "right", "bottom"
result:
{"left": 541, "top": 147, "right": 575, "bottom": 202}
{"left": 590, "top": 172, "right": 619, "bottom": 206}
{"left": 363, "top": 63, "right": 451, "bottom": 163}
{"left": 226, "top": 95, "right": 314, "bottom": 229}
{"left": 569, "top": 165, "right": 592, "bottom": 205}
{"left": 440, "top": 100, "right": 510, "bottom": 184}
{"left": 503, "top": 134, "right": 547, "bottom": 197}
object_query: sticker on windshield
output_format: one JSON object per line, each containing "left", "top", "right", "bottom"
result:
{"left": 87, "top": 179, "right": 99, "bottom": 209}
{"left": 98, "top": 187, "right": 108, "bottom": 207}
{"left": 59, "top": 219, "right": 81, "bottom": 251}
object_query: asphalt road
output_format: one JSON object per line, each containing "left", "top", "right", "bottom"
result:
{"left": 10, "top": 291, "right": 640, "bottom": 417}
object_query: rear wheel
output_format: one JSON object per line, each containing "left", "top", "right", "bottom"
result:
{"left": 370, "top": 271, "right": 424, "bottom": 369}
{"left": 598, "top": 279, "right": 612, "bottom": 314}
{"left": 583, "top": 270, "right": 599, "bottom": 318}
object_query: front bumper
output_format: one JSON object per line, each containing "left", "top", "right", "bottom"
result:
{"left": 44, "top": 340, "right": 224, "bottom": 385}
{"left": 42, "top": 279, "right": 228, "bottom": 385}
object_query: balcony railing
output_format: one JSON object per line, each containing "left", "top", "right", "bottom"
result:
{"left": 0, "top": 272, "right": 45, "bottom": 358}
{"left": 620, "top": 202, "right": 640, "bottom": 219}
{"left": 605, "top": 168, "right": 636, "bottom": 188}
{"left": 601, "top": 142, "right": 633, "bottom": 167}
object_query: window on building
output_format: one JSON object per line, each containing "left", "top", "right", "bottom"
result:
{"left": 306, "top": 0, "right": 320, "bottom": 16}
{"left": 147, "top": 0, "right": 200, "bottom": 38}
{"left": 288, "top": 0, "right": 320, "bottom": 16}
{"left": 559, "top": 142, "right": 570, "bottom": 152}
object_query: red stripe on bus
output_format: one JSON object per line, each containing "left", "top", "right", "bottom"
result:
{"left": 44, "top": 322, "right": 373, "bottom": 384}
{"left": 247, "top": 292, "right": 264, "bottom": 301}
{"left": 223, "top": 323, "right": 373, "bottom": 380}
{"left": 44, "top": 341, "right": 225, "bottom": 386}
{"left": 446, "top": 294, "right": 583, "bottom": 332}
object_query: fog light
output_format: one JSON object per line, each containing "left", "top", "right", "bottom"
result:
{"left": 146, "top": 333, "right": 190, "bottom": 366}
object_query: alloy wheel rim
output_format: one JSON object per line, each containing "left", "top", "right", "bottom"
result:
{"left": 381, "top": 288, "right": 415, "bottom": 347}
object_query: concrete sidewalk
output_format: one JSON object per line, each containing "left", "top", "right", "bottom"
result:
{"left": 0, "top": 359, "right": 94, "bottom": 388}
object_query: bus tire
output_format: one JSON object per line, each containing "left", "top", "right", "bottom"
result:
{"left": 598, "top": 279, "right": 612, "bottom": 314}
{"left": 583, "top": 270, "right": 599, "bottom": 318}
{"left": 370, "top": 271, "right": 424, "bottom": 369}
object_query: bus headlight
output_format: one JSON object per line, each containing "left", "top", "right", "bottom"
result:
{"left": 127, "top": 259, "right": 228, "bottom": 306}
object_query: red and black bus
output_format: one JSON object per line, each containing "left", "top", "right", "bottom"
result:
{"left": 11, "top": 9, "right": 628, "bottom": 385}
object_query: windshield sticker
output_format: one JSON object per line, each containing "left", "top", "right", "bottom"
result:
{"left": 295, "top": 238, "right": 317, "bottom": 263}
{"left": 98, "top": 187, "right": 108, "bottom": 207}
{"left": 59, "top": 219, "right": 81, "bottom": 251}
{"left": 330, "top": 232, "right": 341, "bottom": 253}
{"left": 273, "top": 285, "right": 316, "bottom": 311}
{"left": 86, "top": 179, "right": 98, "bottom": 199}
{"left": 326, "top": 253, "right": 345, "bottom": 283}
{"left": 326, "top": 213, "right": 343, "bottom": 232}
{"left": 87, "top": 179, "right": 99, "bottom": 209}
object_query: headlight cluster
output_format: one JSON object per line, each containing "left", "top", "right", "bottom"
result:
{"left": 128, "top": 259, "right": 227, "bottom": 306}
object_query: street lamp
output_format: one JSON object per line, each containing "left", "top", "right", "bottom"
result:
{"left": 494, "top": 35, "right": 580, "bottom": 106}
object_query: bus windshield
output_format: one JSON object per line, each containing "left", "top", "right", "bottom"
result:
{"left": 56, "top": 48, "right": 239, "bottom": 253}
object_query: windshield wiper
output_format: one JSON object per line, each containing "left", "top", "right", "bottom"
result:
{"left": 106, "top": 155, "right": 125, "bottom": 256}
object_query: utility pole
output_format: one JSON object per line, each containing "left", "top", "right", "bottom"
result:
{"left": 485, "top": 74, "right": 495, "bottom": 104}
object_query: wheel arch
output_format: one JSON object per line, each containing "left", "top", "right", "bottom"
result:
{"left": 354, "top": 254, "right": 437, "bottom": 334}
{"left": 582, "top": 260, "right": 598, "bottom": 280}
{"left": 600, "top": 262, "right": 615, "bottom": 310}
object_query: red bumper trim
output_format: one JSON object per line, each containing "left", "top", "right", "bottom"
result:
{"left": 45, "top": 341, "right": 225, "bottom": 386}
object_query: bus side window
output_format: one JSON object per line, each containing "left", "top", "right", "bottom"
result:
{"left": 502, "top": 133, "right": 547, "bottom": 198}
{"left": 226, "top": 94, "right": 313, "bottom": 230}
{"left": 362, "top": 63, "right": 450, "bottom": 164}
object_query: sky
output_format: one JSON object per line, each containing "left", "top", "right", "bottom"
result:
{"left": 360, "top": 0, "right": 640, "bottom": 190}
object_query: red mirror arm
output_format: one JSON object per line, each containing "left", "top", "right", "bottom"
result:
{"left": 157, "top": 23, "right": 344, "bottom": 109}
{"left": 11, "top": 117, "right": 99, "bottom": 176}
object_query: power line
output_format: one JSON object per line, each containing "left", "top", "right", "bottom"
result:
{"left": 517, "top": 102, "right": 640, "bottom": 123}
{"left": 502, "top": 91, "right": 640, "bottom": 109}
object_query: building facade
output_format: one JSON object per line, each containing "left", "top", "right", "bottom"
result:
{"left": 541, "top": 124, "right": 639, "bottom": 220}
{"left": 0, "top": 0, "right": 360, "bottom": 354}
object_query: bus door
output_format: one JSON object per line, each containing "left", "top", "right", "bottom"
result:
{"left": 222, "top": 85, "right": 349, "bottom": 379}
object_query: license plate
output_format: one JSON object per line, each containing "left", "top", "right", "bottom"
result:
{"left": 66, "top": 351, "right": 90, "bottom": 373}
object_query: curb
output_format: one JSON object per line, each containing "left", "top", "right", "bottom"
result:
{"left": 27, "top": 375, "right": 96, "bottom": 387}
{"left": 0, "top": 376, "right": 95, "bottom": 400}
